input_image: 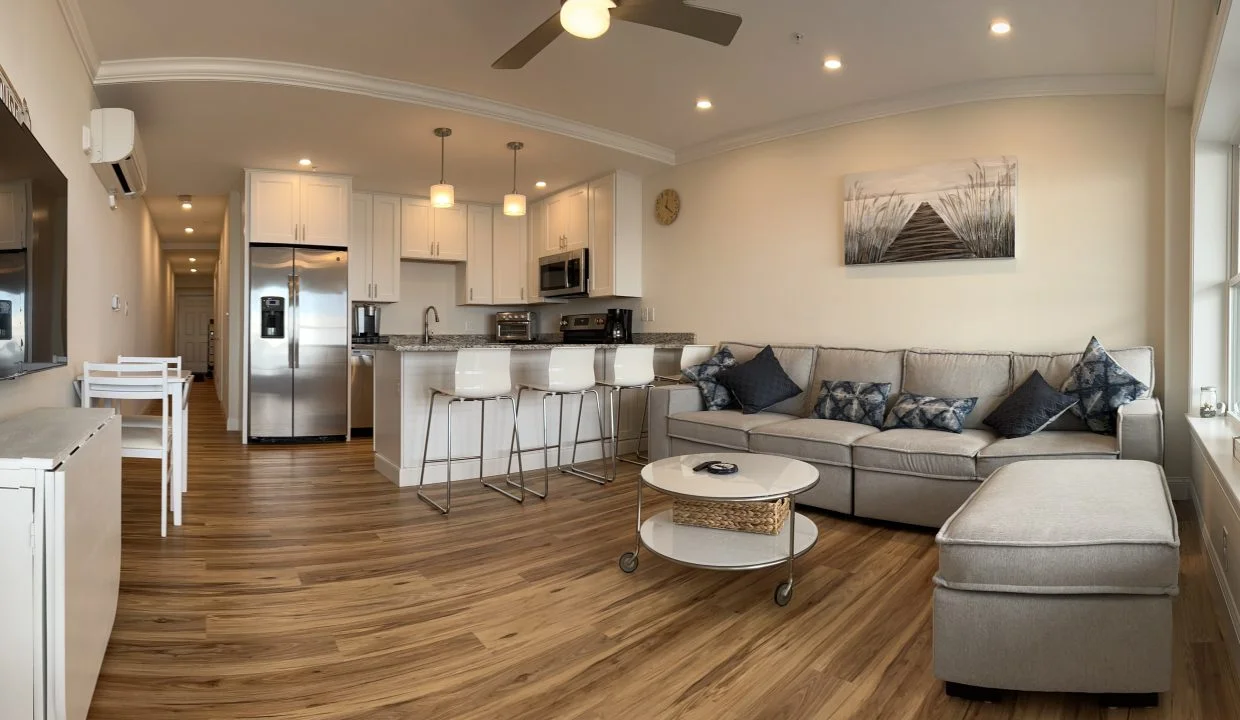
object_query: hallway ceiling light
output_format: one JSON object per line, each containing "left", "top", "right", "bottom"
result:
{"left": 189, "top": 257, "right": 197, "bottom": 263}
{"left": 824, "top": 56, "right": 843, "bottom": 71}
{"left": 561, "top": 0, "right": 616, "bottom": 39}
{"left": 179, "top": 194, "right": 193, "bottom": 210}
{"left": 184, "top": 227, "right": 194, "bottom": 234}
{"left": 430, "top": 128, "right": 455, "bottom": 208}
{"left": 190, "top": 268, "right": 198, "bottom": 273}
{"left": 503, "top": 141, "right": 527, "bottom": 217}
{"left": 299, "top": 158, "right": 313, "bottom": 166}
{"left": 990, "top": 19, "right": 1011, "bottom": 35}
{"left": 535, "top": 181, "right": 547, "bottom": 189}
{"left": 696, "top": 98, "right": 713, "bottom": 110}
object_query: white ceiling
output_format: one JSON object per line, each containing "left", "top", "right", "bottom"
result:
{"left": 70, "top": 0, "right": 1176, "bottom": 223}
{"left": 164, "top": 249, "right": 217, "bottom": 277}
{"left": 144, "top": 193, "right": 227, "bottom": 243}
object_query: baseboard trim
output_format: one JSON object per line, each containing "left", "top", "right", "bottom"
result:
{"left": 1167, "top": 476, "right": 1191, "bottom": 501}
{"left": 374, "top": 438, "right": 641, "bottom": 488}
{"left": 1187, "top": 482, "right": 1240, "bottom": 682}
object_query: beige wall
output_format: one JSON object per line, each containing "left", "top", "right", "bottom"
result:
{"left": 641, "top": 95, "right": 1177, "bottom": 457}
{"left": 0, "top": 0, "right": 171, "bottom": 418}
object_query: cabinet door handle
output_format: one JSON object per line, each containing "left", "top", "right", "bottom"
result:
{"left": 293, "top": 224, "right": 297, "bottom": 241}
{"left": 521, "top": 287, "right": 525, "bottom": 300}
{"left": 470, "top": 287, "right": 474, "bottom": 301}
{"left": 302, "top": 224, "right": 307, "bottom": 241}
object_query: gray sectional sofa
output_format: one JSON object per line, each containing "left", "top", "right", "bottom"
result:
{"left": 648, "top": 342, "right": 1164, "bottom": 528}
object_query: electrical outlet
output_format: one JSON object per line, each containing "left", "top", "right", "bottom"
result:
{"left": 647, "top": 307, "right": 655, "bottom": 323}
{"left": 465, "top": 318, "right": 476, "bottom": 332}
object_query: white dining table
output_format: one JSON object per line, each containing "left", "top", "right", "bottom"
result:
{"left": 74, "top": 369, "right": 192, "bottom": 526}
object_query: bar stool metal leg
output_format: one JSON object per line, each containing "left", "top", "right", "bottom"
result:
{"left": 417, "top": 390, "right": 450, "bottom": 514}
{"left": 483, "top": 395, "right": 527, "bottom": 503}
{"left": 615, "top": 384, "right": 654, "bottom": 468}
{"left": 564, "top": 389, "right": 608, "bottom": 484}
{"left": 505, "top": 391, "right": 544, "bottom": 499}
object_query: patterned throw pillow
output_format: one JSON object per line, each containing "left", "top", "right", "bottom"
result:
{"left": 883, "top": 392, "right": 978, "bottom": 434}
{"left": 813, "top": 380, "right": 892, "bottom": 428}
{"left": 683, "top": 347, "right": 737, "bottom": 411}
{"left": 1061, "top": 336, "right": 1148, "bottom": 435}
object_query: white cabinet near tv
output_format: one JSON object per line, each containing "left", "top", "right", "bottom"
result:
{"left": 245, "top": 170, "right": 351, "bottom": 248}
{"left": 350, "top": 193, "right": 401, "bottom": 302}
{"left": 0, "top": 408, "right": 121, "bottom": 720}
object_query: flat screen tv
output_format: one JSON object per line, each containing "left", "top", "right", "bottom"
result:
{"left": 0, "top": 103, "right": 68, "bottom": 381}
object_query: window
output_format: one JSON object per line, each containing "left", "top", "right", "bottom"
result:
{"left": 1228, "top": 146, "right": 1240, "bottom": 415}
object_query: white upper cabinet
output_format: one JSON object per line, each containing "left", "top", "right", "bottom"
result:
{"left": 351, "top": 193, "right": 401, "bottom": 303}
{"left": 349, "top": 194, "right": 372, "bottom": 302}
{"left": 0, "top": 181, "right": 30, "bottom": 251}
{"left": 457, "top": 204, "right": 494, "bottom": 305}
{"left": 588, "top": 171, "right": 642, "bottom": 298}
{"left": 492, "top": 211, "right": 528, "bottom": 305}
{"left": 369, "top": 195, "right": 401, "bottom": 302}
{"left": 246, "top": 170, "right": 351, "bottom": 247}
{"left": 400, "top": 197, "right": 433, "bottom": 259}
{"left": 435, "top": 205, "right": 469, "bottom": 262}
{"left": 542, "top": 186, "right": 588, "bottom": 256}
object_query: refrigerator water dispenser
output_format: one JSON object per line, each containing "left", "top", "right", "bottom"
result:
{"left": 261, "top": 297, "right": 285, "bottom": 339}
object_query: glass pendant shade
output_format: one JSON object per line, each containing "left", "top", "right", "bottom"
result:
{"left": 430, "top": 184, "right": 455, "bottom": 208}
{"left": 561, "top": 0, "right": 616, "bottom": 39}
{"left": 504, "top": 193, "right": 527, "bottom": 217}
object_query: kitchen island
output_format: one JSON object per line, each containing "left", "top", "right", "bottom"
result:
{"left": 373, "top": 334, "right": 694, "bottom": 487}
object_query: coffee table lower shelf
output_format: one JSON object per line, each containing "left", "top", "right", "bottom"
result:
{"left": 636, "top": 510, "right": 818, "bottom": 569}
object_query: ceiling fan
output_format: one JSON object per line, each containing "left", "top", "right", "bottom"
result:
{"left": 493, "top": 0, "right": 743, "bottom": 70}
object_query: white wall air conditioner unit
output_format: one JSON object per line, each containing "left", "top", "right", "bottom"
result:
{"left": 87, "top": 108, "right": 147, "bottom": 198}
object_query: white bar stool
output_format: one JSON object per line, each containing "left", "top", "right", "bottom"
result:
{"left": 600, "top": 345, "right": 656, "bottom": 479}
{"left": 417, "top": 348, "right": 526, "bottom": 514}
{"left": 655, "top": 344, "right": 715, "bottom": 384}
{"left": 506, "top": 347, "right": 609, "bottom": 497}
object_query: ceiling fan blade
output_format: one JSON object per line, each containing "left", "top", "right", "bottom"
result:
{"left": 611, "top": 1, "right": 742, "bottom": 46}
{"left": 492, "top": 11, "right": 565, "bottom": 69}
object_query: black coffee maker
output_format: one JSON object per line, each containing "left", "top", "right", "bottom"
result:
{"left": 605, "top": 308, "right": 633, "bottom": 344}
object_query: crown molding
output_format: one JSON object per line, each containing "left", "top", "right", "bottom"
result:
{"left": 675, "top": 73, "right": 1164, "bottom": 164}
{"left": 54, "top": 0, "right": 99, "bottom": 81}
{"left": 94, "top": 57, "right": 677, "bottom": 165}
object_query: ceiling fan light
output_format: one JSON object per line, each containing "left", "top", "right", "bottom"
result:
{"left": 430, "top": 184, "right": 455, "bottom": 209}
{"left": 504, "top": 193, "right": 527, "bottom": 217}
{"left": 561, "top": 0, "right": 616, "bottom": 39}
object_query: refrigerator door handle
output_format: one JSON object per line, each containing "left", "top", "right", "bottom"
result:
{"left": 287, "top": 275, "right": 296, "bottom": 369}
{"left": 293, "top": 274, "right": 301, "bottom": 369}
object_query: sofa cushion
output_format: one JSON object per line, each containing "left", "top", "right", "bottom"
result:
{"left": 749, "top": 418, "right": 881, "bottom": 467}
{"left": 936, "top": 460, "right": 1179, "bottom": 595}
{"left": 717, "top": 345, "right": 803, "bottom": 415}
{"left": 666, "top": 410, "right": 797, "bottom": 451}
{"left": 1012, "top": 346, "right": 1154, "bottom": 432}
{"left": 812, "top": 380, "right": 891, "bottom": 428}
{"left": 853, "top": 428, "right": 996, "bottom": 481}
{"left": 883, "top": 392, "right": 978, "bottom": 434}
{"left": 976, "top": 431, "right": 1119, "bottom": 477}
{"left": 722, "top": 342, "right": 815, "bottom": 416}
{"left": 1061, "top": 337, "right": 1149, "bottom": 435}
{"left": 808, "top": 347, "right": 904, "bottom": 415}
{"left": 983, "top": 370, "right": 1079, "bottom": 438}
{"left": 903, "top": 349, "right": 1012, "bottom": 429}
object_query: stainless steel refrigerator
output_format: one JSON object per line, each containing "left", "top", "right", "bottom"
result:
{"left": 248, "top": 245, "right": 349, "bottom": 441}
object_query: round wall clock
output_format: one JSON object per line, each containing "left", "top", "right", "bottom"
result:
{"left": 654, "top": 188, "right": 681, "bottom": 225}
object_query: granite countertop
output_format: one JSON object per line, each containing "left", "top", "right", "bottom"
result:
{"left": 381, "top": 332, "right": 695, "bottom": 352}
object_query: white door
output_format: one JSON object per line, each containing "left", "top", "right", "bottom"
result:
{"left": 300, "top": 176, "right": 351, "bottom": 248}
{"left": 0, "top": 487, "right": 37, "bottom": 720}
{"left": 463, "top": 205, "right": 494, "bottom": 305}
{"left": 176, "top": 294, "right": 213, "bottom": 374}
{"left": 400, "top": 197, "right": 433, "bottom": 259}
{"left": 493, "top": 212, "right": 527, "bottom": 304}
{"left": 370, "top": 194, "right": 401, "bottom": 302}
{"left": 349, "top": 194, "right": 373, "bottom": 302}
{"left": 434, "top": 204, "right": 468, "bottom": 261}
{"left": 248, "top": 172, "right": 300, "bottom": 245}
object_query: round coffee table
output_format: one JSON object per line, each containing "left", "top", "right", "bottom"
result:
{"left": 618, "top": 453, "right": 820, "bottom": 606}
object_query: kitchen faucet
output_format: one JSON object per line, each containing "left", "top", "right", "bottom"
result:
{"left": 422, "top": 305, "right": 439, "bottom": 344}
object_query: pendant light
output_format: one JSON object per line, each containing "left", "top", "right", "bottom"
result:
{"left": 504, "top": 142, "right": 527, "bottom": 217}
{"left": 430, "top": 127, "right": 455, "bottom": 208}
{"left": 561, "top": 0, "right": 616, "bottom": 39}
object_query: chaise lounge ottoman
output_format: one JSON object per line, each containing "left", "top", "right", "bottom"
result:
{"left": 933, "top": 459, "right": 1179, "bottom": 706}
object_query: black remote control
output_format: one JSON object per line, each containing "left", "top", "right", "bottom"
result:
{"left": 692, "top": 460, "right": 716, "bottom": 472}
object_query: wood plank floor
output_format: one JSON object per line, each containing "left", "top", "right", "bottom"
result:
{"left": 89, "top": 380, "right": 1240, "bottom": 719}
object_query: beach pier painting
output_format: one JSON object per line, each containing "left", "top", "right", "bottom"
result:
{"left": 843, "top": 157, "right": 1017, "bottom": 265}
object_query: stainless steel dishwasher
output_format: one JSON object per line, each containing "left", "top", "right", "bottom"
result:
{"left": 350, "top": 348, "right": 375, "bottom": 436}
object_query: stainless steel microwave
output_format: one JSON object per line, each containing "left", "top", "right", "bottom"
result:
{"left": 539, "top": 249, "right": 589, "bottom": 298}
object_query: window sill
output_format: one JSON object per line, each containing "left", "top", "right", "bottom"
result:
{"left": 1185, "top": 413, "right": 1240, "bottom": 513}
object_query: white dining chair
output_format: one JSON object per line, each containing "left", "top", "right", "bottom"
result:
{"left": 118, "top": 355, "right": 189, "bottom": 496}
{"left": 115, "top": 356, "right": 182, "bottom": 429}
{"left": 83, "top": 362, "right": 175, "bottom": 536}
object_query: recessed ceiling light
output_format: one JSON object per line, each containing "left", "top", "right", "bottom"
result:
{"left": 184, "top": 227, "right": 194, "bottom": 234}
{"left": 189, "top": 257, "right": 197, "bottom": 263}
{"left": 990, "top": 19, "right": 1011, "bottom": 35}
{"left": 535, "top": 181, "right": 547, "bottom": 188}
{"left": 298, "top": 158, "right": 313, "bottom": 166}
{"left": 824, "top": 56, "right": 843, "bottom": 71}
{"left": 178, "top": 194, "right": 193, "bottom": 210}
{"left": 696, "top": 99, "right": 713, "bottom": 110}
{"left": 190, "top": 268, "right": 198, "bottom": 273}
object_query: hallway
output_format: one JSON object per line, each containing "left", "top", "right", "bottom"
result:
{"left": 86, "top": 381, "right": 1240, "bottom": 719}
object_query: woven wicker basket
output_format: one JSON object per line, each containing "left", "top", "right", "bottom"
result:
{"left": 671, "top": 496, "right": 790, "bottom": 535}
